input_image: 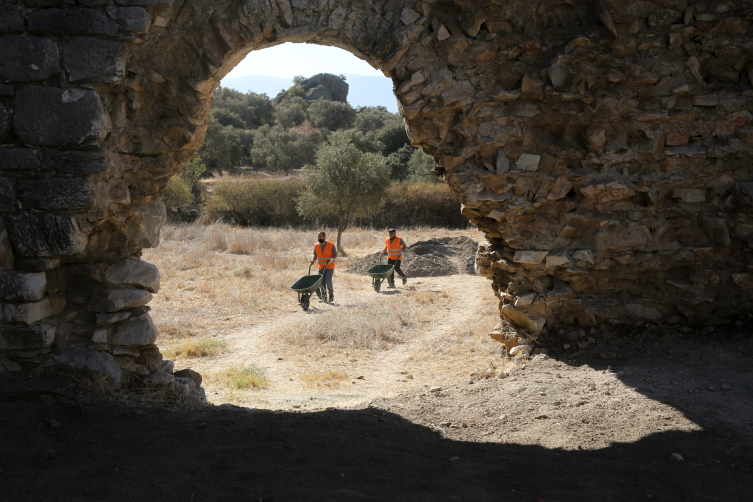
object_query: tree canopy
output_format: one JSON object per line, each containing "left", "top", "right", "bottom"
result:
{"left": 297, "top": 131, "right": 391, "bottom": 253}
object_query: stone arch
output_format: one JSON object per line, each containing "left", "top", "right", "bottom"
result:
{"left": 1, "top": 0, "right": 753, "bottom": 383}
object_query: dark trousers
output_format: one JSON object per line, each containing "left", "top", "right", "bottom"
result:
{"left": 318, "top": 268, "right": 334, "bottom": 298}
{"left": 387, "top": 259, "right": 404, "bottom": 285}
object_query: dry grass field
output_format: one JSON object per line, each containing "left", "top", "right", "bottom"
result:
{"left": 143, "top": 223, "right": 504, "bottom": 408}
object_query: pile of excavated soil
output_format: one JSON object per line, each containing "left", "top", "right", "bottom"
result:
{"left": 346, "top": 236, "right": 479, "bottom": 277}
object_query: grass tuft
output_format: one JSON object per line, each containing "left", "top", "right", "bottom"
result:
{"left": 215, "top": 365, "right": 270, "bottom": 390}
{"left": 300, "top": 370, "right": 349, "bottom": 389}
{"left": 231, "top": 265, "right": 254, "bottom": 278}
{"left": 164, "top": 338, "right": 227, "bottom": 359}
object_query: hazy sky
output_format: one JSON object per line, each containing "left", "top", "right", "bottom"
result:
{"left": 226, "top": 43, "right": 385, "bottom": 78}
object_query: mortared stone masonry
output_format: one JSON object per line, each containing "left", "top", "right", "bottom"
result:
{"left": 0, "top": 0, "right": 752, "bottom": 382}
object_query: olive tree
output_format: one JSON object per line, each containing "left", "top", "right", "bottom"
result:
{"left": 297, "top": 131, "right": 390, "bottom": 254}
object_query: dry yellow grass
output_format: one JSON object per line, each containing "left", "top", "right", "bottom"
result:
{"left": 144, "top": 222, "right": 504, "bottom": 408}
{"left": 162, "top": 337, "right": 227, "bottom": 359}
{"left": 144, "top": 222, "right": 480, "bottom": 341}
{"left": 213, "top": 364, "right": 270, "bottom": 390}
{"left": 300, "top": 370, "right": 349, "bottom": 389}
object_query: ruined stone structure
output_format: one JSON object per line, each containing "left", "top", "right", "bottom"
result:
{"left": 1, "top": 0, "right": 752, "bottom": 379}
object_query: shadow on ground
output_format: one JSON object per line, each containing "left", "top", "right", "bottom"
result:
{"left": 1, "top": 329, "right": 751, "bottom": 501}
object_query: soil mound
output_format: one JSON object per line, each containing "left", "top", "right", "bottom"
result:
{"left": 346, "top": 236, "right": 478, "bottom": 277}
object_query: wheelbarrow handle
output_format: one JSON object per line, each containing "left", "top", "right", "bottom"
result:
{"left": 308, "top": 259, "right": 331, "bottom": 275}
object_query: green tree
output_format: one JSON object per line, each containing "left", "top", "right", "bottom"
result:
{"left": 197, "top": 117, "right": 252, "bottom": 174}
{"left": 385, "top": 144, "right": 415, "bottom": 180}
{"left": 375, "top": 120, "right": 410, "bottom": 156}
{"left": 212, "top": 88, "right": 274, "bottom": 128}
{"left": 307, "top": 99, "right": 356, "bottom": 131}
{"left": 211, "top": 107, "right": 246, "bottom": 129}
{"left": 297, "top": 131, "right": 391, "bottom": 254}
{"left": 275, "top": 97, "right": 307, "bottom": 130}
{"left": 250, "top": 125, "right": 317, "bottom": 173}
{"left": 293, "top": 75, "right": 306, "bottom": 85}
{"left": 406, "top": 148, "right": 439, "bottom": 183}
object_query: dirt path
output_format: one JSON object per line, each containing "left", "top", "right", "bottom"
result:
{"left": 201, "top": 271, "right": 499, "bottom": 409}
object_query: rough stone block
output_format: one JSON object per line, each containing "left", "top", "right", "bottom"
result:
{"left": 625, "top": 304, "right": 662, "bottom": 322}
{"left": 57, "top": 348, "right": 122, "bottom": 383}
{"left": 693, "top": 94, "right": 719, "bottom": 107}
{"left": 116, "top": 0, "right": 171, "bottom": 4}
{"left": 41, "top": 150, "right": 108, "bottom": 174}
{"left": 88, "top": 289, "right": 152, "bottom": 312}
{"left": 18, "top": 177, "right": 95, "bottom": 210}
{"left": 4, "top": 296, "right": 65, "bottom": 324}
{"left": 0, "top": 178, "right": 15, "bottom": 211}
{"left": 0, "top": 6, "right": 25, "bottom": 34}
{"left": 0, "top": 103, "right": 7, "bottom": 138}
{"left": 8, "top": 213, "right": 88, "bottom": 257}
{"left": 125, "top": 201, "right": 167, "bottom": 248}
{"left": 496, "top": 149, "right": 509, "bottom": 174}
{"left": 26, "top": 9, "right": 118, "bottom": 37}
{"left": 573, "top": 250, "right": 595, "bottom": 264}
{"left": 733, "top": 273, "right": 753, "bottom": 289}
{"left": 110, "top": 313, "right": 158, "bottom": 346}
{"left": 0, "top": 220, "right": 15, "bottom": 270}
{"left": 0, "top": 148, "right": 39, "bottom": 170}
{"left": 105, "top": 259, "right": 160, "bottom": 293}
{"left": 174, "top": 368, "right": 202, "bottom": 386}
{"left": 546, "top": 252, "right": 570, "bottom": 267}
{"left": 117, "top": 7, "right": 151, "bottom": 33}
{"left": 63, "top": 38, "right": 125, "bottom": 83}
{"left": 515, "top": 293, "right": 536, "bottom": 307}
{"left": 0, "top": 322, "right": 55, "bottom": 350}
{"left": 0, "top": 271, "right": 46, "bottom": 301}
{"left": 513, "top": 250, "right": 549, "bottom": 264}
{"left": 664, "top": 144, "right": 707, "bottom": 156}
{"left": 13, "top": 86, "right": 109, "bottom": 146}
{"left": 673, "top": 188, "right": 706, "bottom": 203}
{"left": 516, "top": 154, "right": 541, "bottom": 172}
{"left": 95, "top": 311, "right": 131, "bottom": 327}
{"left": 501, "top": 305, "right": 546, "bottom": 333}
{"left": 0, "top": 36, "right": 60, "bottom": 82}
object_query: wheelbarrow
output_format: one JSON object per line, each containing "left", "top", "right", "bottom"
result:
{"left": 290, "top": 260, "right": 329, "bottom": 311}
{"left": 366, "top": 254, "right": 395, "bottom": 293}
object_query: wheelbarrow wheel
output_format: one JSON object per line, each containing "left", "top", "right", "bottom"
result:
{"left": 301, "top": 296, "right": 310, "bottom": 310}
{"left": 373, "top": 281, "right": 381, "bottom": 293}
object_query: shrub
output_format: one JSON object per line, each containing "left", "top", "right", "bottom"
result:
{"left": 203, "top": 178, "right": 466, "bottom": 228}
{"left": 203, "top": 177, "right": 306, "bottom": 226}
{"left": 163, "top": 176, "right": 194, "bottom": 212}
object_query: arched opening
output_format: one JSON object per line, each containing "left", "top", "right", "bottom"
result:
{"left": 138, "top": 40, "right": 503, "bottom": 407}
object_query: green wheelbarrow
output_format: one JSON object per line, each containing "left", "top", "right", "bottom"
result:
{"left": 290, "top": 260, "right": 329, "bottom": 310}
{"left": 366, "top": 255, "right": 395, "bottom": 293}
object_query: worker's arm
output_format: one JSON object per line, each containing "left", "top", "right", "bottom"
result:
{"left": 401, "top": 239, "right": 407, "bottom": 251}
{"left": 332, "top": 248, "right": 338, "bottom": 260}
{"left": 311, "top": 250, "right": 317, "bottom": 264}
{"left": 381, "top": 246, "right": 388, "bottom": 255}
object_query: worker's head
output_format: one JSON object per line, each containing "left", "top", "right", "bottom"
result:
{"left": 317, "top": 232, "right": 325, "bottom": 244}
{"left": 388, "top": 228, "right": 396, "bottom": 236}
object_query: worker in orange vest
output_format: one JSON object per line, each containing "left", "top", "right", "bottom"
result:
{"left": 381, "top": 228, "right": 407, "bottom": 288}
{"left": 310, "top": 231, "right": 337, "bottom": 303}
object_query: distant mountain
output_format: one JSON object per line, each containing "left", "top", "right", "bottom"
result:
{"left": 219, "top": 73, "right": 399, "bottom": 113}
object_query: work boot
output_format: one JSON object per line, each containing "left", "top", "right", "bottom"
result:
{"left": 402, "top": 276, "right": 407, "bottom": 285}
{"left": 329, "top": 295, "right": 334, "bottom": 303}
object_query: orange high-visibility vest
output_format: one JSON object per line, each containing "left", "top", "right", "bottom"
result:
{"left": 314, "top": 241, "right": 336, "bottom": 270}
{"left": 385, "top": 236, "right": 403, "bottom": 260}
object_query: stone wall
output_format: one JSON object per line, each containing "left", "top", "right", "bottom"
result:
{"left": 0, "top": 0, "right": 751, "bottom": 379}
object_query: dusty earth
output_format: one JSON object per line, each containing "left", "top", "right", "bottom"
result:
{"left": 1, "top": 325, "right": 752, "bottom": 501}
{"left": 346, "top": 237, "right": 479, "bottom": 277}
